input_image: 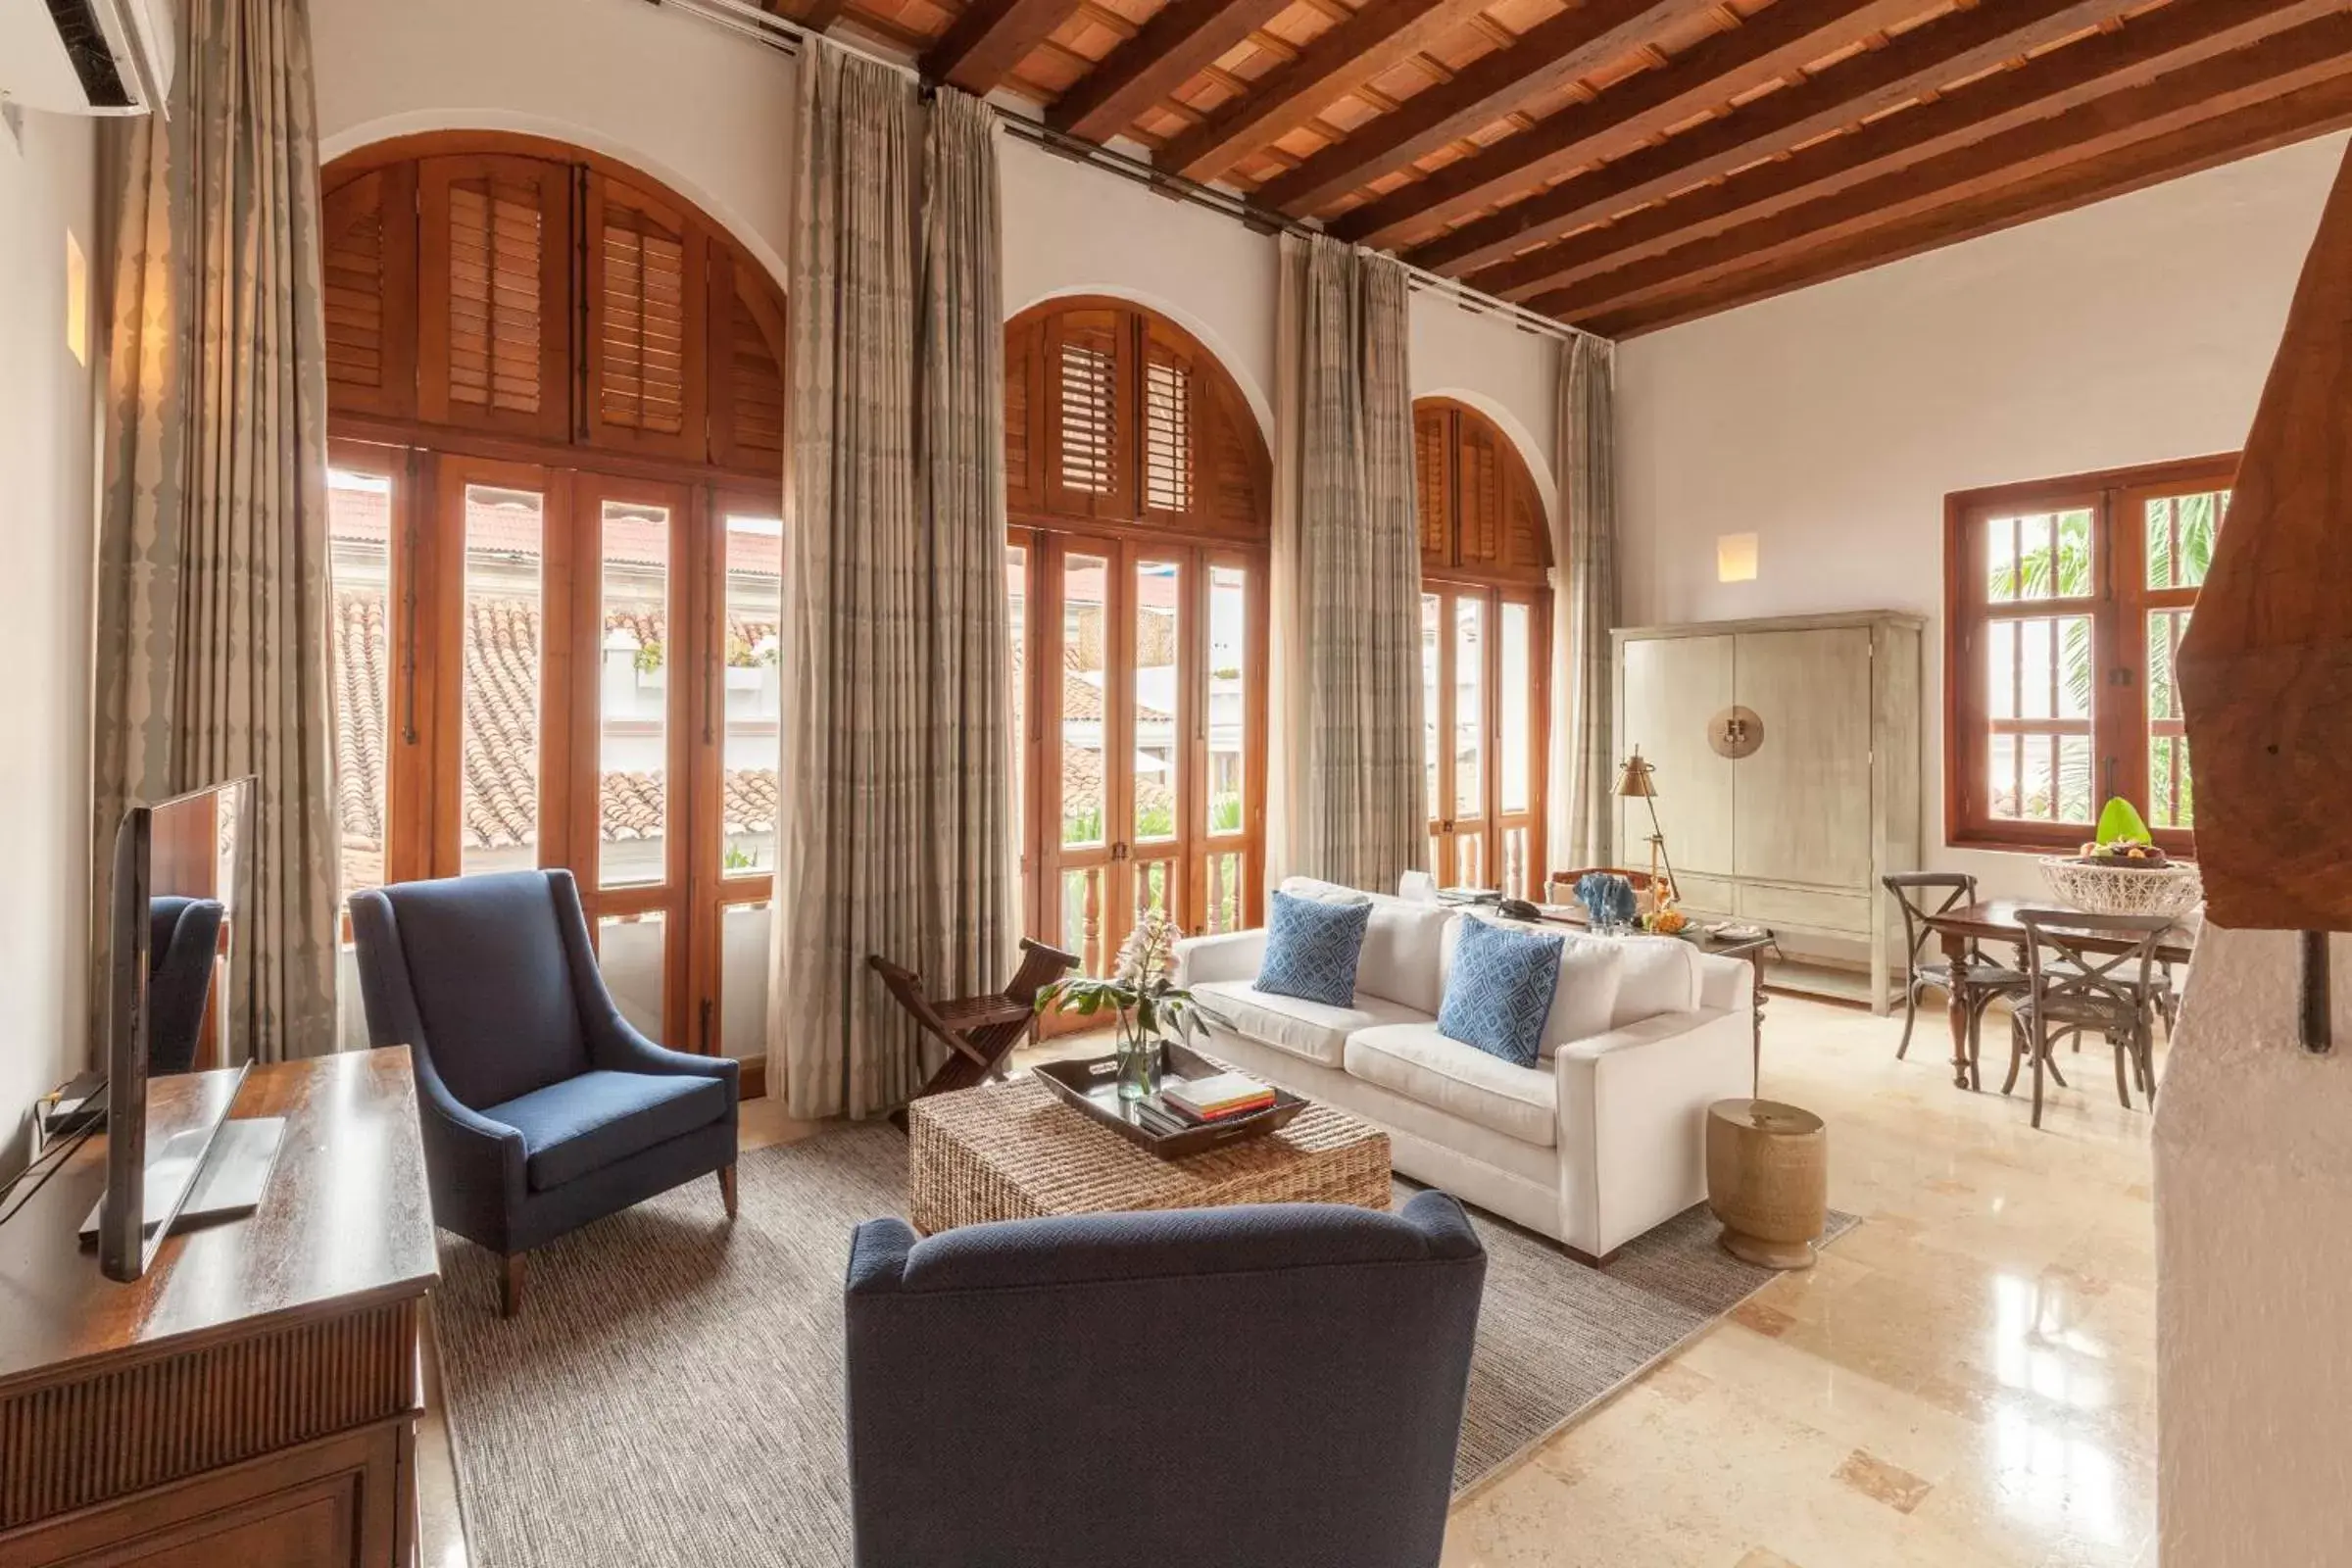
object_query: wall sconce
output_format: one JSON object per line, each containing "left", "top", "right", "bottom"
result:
{"left": 65, "top": 229, "right": 89, "bottom": 368}
{"left": 1717, "top": 532, "right": 1758, "bottom": 583}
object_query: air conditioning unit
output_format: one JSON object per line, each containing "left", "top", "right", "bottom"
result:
{"left": 0, "top": 0, "right": 176, "bottom": 117}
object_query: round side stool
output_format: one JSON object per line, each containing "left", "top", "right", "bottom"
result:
{"left": 1705, "top": 1099, "right": 1827, "bottom": 1270}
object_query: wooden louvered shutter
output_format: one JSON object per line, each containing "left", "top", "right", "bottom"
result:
{"left": 1004, "top": 316, "right": 1044, "bottom": 512}
{"left": 417, "top": 154, "right": 571, "bottom": 439}
{"left": 707, "top": 252, "right": 787, "bottom": 476}
{"left": 1504, "top": 468, "right": 1553, "bottom": 575}
{"left": 1203, "top": 381, "right": 1269, "bottom": 543}
{"left": 1141, "top": 321, "right": 1199, "bottom": 526}
{"left": 1415, "top": 406, "right": 1453, "bottom": 570}
{"left": 1455, "top": 416, "right": 1507, "bottom": 571}
{"left": 586, "top": 174, "right": 707, "bottom": 459}
{"left": 1047, "top": 308, "right": 1129, "bottom": 517}
{"left": 321, "top": 166, "right": 416, "bottom": 418}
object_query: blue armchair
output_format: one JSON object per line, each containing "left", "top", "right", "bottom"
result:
{"left": 844, "top": 1192, "right": 1487, "bottom": 1568}
{"left": 148, "top": 895, "right": 224, "bottom": 1075}
{"left": 351, "top": 869, "right": 739, "bottom": 1316}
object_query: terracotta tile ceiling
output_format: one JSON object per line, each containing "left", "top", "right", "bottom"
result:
{"left": 778, "top": 0, "right": 2352, "bottom": 334}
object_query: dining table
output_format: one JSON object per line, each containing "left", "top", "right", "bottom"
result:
{"left": 1923, "top": 898, "right": 2201, "bottom": 1091}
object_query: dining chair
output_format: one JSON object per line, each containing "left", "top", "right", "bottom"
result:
{"left": 1881, "top": 872, "right": 2028, "bottom": 1072}
{"left": 2006, "top": 909, "right": 2175, "bottom": 1129}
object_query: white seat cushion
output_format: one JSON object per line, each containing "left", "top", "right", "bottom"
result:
{"left": 1442, "top": 915, "right": 1624, "bottom": 1059}
{"left": 1344, "top": 1023, "right": 1557, "bottom": 1149}
{"left": 1190, "top": 980, "right": 1428, "bottom": 1069}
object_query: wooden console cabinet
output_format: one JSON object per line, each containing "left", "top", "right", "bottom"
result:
{"left": 1615, "top": 611, "right": 1923, "bottom": 1012}
{"left": 0, "top": 1050, "right": 437, "bottom": 1567}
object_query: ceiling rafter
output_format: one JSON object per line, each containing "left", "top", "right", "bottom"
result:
{"left": 1578, "top": 61, "right": 2352, "bottom": 336}
{"left": 1153, "top": 0, "right": 1499, "bottom": 183}
{"left": 1254, "top": 0, "right": 1724, "bottom": 215}
{"left": 1402, "top": 0, "right": 2122, "bottom": 274}
{"left": 924, "top": 0, "right": 1090, "bottom": 95}
{"left": 1547, "top": 11, "right": 2352, "bottom": 326}
{"left": 1468, "top": 0, "right": 2344, "bottom": 302}
{"left": 1050, "top": 0, "right": 1300, "bottom": 139}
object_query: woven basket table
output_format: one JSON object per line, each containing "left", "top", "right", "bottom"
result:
{"left": 906, "top": 1075, "right": 1393, "bottom": 1234}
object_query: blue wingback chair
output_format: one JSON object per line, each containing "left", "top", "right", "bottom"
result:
{"left": 147, "top": 895, "right": 224, "bottom": 1075}
{"left": 351, "top": 869, "right": 739, "bottom": 1316}
{"left": 844, "top": 1192, "right": 1487, "bottom": 1568}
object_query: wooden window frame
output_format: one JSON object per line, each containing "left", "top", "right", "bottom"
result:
{"left": 1943, "top": 452, "right": 2237, "bottom": 858}
{"left": 324, "top": 133, "right": 789, "bottom": 1090}
{"left": 1006, "top": 298, "right": 1272, "bottom": 966}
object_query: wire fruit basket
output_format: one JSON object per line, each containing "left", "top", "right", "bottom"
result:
{"left": 2036, "top": 858, "right": 2204, "bottom": 919}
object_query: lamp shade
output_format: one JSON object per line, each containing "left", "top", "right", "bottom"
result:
{"left": 1614, "top": 750, "right": 1659, "bottom": 800}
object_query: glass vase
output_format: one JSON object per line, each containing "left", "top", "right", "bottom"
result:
{"left": 1115, "top": 1014, "right": 1162, "bottom": 1102}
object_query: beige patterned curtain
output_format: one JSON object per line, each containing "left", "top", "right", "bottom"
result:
{"left": 1550, "top": 331, "right": 1619, "bottom": 869}
{"left": 769, "top": 43, "right": 1012, "bottom": 1119}
{"left": 92, "top": 0, "right": 340, "bottom": 1063}
{"left": 1268, "top": 233, "right": 1426, "bottom": 895}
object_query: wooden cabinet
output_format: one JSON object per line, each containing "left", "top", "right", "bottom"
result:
{"left": 1614, "top": 612, "right": 1922, "bottom": 1011}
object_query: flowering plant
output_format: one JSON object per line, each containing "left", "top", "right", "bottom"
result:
{"left": 1036, "top": 910, "right": 1196, "bottom": 1099}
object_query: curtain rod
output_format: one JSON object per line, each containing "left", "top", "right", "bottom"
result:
{"left": 648, "top": 0, "right": 1601, "bottom": 348}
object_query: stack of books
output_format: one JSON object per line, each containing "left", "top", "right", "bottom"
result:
{"left": 1129, "top": 1071, "right": 1278, "bottom": 1138}
{"left": 1163, "top": 1072, "right": 1276, "bottom": 1122}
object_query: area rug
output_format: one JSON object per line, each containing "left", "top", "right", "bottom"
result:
{"left": 432, "top": 1125, "right": 1855, "bottom": 1568}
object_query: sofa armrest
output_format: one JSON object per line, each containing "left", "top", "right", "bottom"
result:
{"left": 595, "top": 1023, "right": 742, "bottom": 1103}
{"left": 1553, "top": 1006, "right": 1753, "bottom": 1257}
{"left": 410, "top": 1041, "right": 530, "bottom": 1249}
{"left": 1173, "top": 929, "right": 1266, "bottom": 988}
{"left": 1696, "top": 952, "right": 1755, "bottom": 1012}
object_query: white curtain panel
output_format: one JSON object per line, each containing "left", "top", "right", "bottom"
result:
{"left": 92, "top": 0, "right": 341, "bottom": 1062}
{"left": 1268, "top": 233, "right": 1427, "bottom": 896}
{"left": 1550, "top": 331, "right": 1619, "bottom": 872}
{"left": 769, "top": 43, "right": 1014, "bottom": 1120}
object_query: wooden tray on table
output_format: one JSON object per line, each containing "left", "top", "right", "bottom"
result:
{"left": 1033, "top": 1040, "right": 1304, "bottom": 1160}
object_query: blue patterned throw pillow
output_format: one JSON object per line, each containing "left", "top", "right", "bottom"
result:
{"left": 1255, "top": 891, "right": 1373, "bottom": 1007}
{"left": 1438, "top": 917, "right": 1565, "bottom": 1068}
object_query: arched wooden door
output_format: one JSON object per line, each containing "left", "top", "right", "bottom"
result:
{"left": 1414, "top": 398, "right": 1553, "bottom": 897}
{"left": 1005, "top": 299, "right": 1272, "bottom": 983}
{"left": 319, "top": 133, "right": 789, "bottom": 1088}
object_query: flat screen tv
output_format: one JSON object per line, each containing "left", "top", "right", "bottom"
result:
{"left": 96, "top": 776, "right": 256, "bottom": 1282}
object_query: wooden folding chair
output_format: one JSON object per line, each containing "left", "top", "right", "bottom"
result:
{"left": 870, "top": 938, "right": 1079, "bottom": 1127}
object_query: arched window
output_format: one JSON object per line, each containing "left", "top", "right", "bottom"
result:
{"left": 320, "top": 133, "right": 789, "bottom": 1078}
{"left": 1005, "top": 298, "right": 1271, "bottom": 979}
{"left": 1414, "top": 398, "right": 1553, "bottom": 897}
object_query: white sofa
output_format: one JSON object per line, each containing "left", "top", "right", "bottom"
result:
{"left": 1172, "top": 876, "right": 1754, "bottom": 1263}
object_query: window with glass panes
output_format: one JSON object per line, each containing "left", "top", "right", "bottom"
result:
{"left": 1413, "top": 399, "right": 1552, "bottom": 897}
{"left": 321, "top": 134, "right": 788, "bottom": 1082}
{"left": 1944, "top": 455, "right": 2234, "bottom": 855}
{"left": 1004, "top": 299, "right": 1271, "bottom": 991}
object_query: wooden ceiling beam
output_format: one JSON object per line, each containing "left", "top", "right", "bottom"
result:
{"left": 1153, "top": 0, "right": 1494, "bottom": 183}
{"left": 1049, "top": 0, "right": 1298, "bottom": 141}
{"left": 1471, "top": 0, "right": 2344, "bottom": 302}
{"left": 1578, "top": 70, "right": 2352, "bottom": 337}
{"left": 1329, "top": 0, "right": 1922, "bottom": 241}
{"left": 924, "top": 0, "right": 1088, "bottom": 95}
{"left": 1403, "top": 0, "right": 2122, "bottom": 275}
{"left": 1545, "top": 15, "right": 2352, "bottom": 332}
{"left": 1250, "top": 0, "right": 1719, "bottom": 216}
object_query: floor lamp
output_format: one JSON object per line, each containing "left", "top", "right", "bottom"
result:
{"left": 1613, "top": 748, "right": 1680, "bottom": 908}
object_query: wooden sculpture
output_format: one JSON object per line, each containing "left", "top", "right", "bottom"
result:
{"left": 2176, "top": 142, "right": 2352, "bottom": 1051}
{"left": 871, "top": 938, "right": 1080, "bottom": 1126}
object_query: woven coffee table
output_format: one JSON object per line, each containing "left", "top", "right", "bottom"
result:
{"left": 906, "top": 1075, "right": 1393, "bottom": 1234}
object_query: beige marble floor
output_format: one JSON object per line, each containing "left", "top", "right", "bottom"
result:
{"left": 416, "top": 996, "right": 2160, "bottom": 1568}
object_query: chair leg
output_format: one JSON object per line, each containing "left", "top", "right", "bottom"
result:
{"left": 501, "top": 1254, "right": 525, "bottom": 1319}
{"left": 1897, "top": 981, "right": 1919, "bottom": 1060}
{"left": 2032, "top": 1028, "right": 2047, "bottom": 1130}
{"left": 719, "top": 1163, "right": 739, "bottom": 1219}
{"left": 2001, "top": 1016, "right": 2026, "bottom": 1097}
{"left": 2111, "top": 1031, "right": 2132, "bottom": 1110}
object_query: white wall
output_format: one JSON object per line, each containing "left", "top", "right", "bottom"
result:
{"left": 1411, "top": 292, "right": 1559, "bottom": 523}
{"left": 309, "top": 0, "right": 798, "bottom": 283}
{"left": 2155, "top": 926, "right": 2352, "bottom": 1566}
{"left": 0, "top": 106, "right": 98, "bottom": 1173}
{"left": 1614, "top": 131, "right": 2345, "bottom": 898}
